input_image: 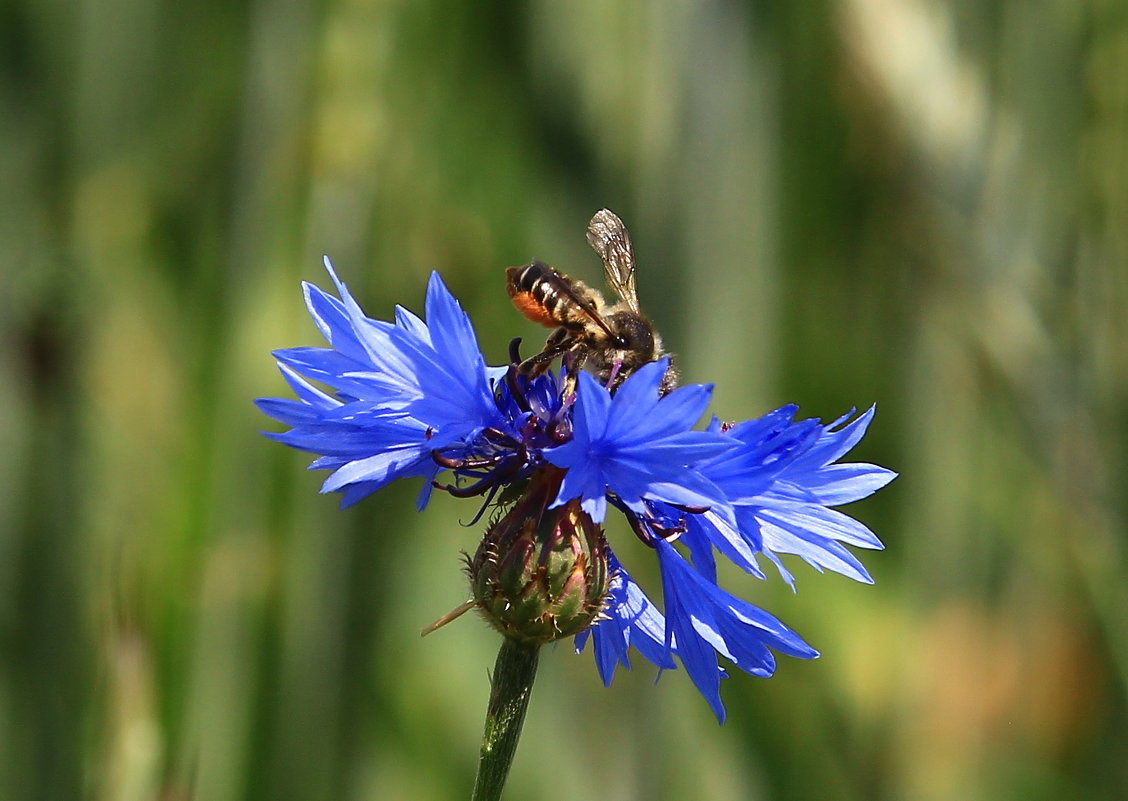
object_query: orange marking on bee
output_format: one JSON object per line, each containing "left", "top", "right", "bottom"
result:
{"left": 510, "top": 291, "right": 558, "bottom": 328}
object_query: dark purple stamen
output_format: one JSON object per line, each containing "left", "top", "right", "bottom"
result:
{"left": 508, "top": 337, "right": 524, "bottom": 365}
{"left": 668, "top": 503, "right": 710, "bottom": 515}
{"left": 433, "top": 474, "right": 503, "bottom": 499}
{"left": 483, "top": 427, "right": 521, "bottom": 447}
{"left": 504, "top": 365, "right": 533, "bottom": 414}
{"left": 432, "top": 450, "right": 505, "bottom": 470}
{"left": 462, "top": 483, "right": 503, "bottom": 527}
{"left": 624, "top": 511, "right": 655, "bottom": 546}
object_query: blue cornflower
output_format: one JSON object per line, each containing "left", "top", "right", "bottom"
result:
{"left": 256, "top": 258, "right": 510, "bottom": 508}
{"left": 258, "top": 260, "right": 895, "bottom": 721}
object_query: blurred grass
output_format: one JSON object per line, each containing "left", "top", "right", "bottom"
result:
{"left": 2, "top": 0, "right": 1126, "bottom": 799}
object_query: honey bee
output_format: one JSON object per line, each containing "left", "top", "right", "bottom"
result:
{"left": 506, "top": 209, "right": 677, "bottom": 394}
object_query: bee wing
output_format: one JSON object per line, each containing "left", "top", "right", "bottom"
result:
{"left": 587, "top": 209, "right": 640, "bottom": 313}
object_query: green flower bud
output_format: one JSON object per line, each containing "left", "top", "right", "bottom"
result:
{"left": 469, "top": 467, "right": 610, "bottom": 645}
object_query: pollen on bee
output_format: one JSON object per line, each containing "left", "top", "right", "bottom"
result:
{"left": 509, "top": 291, "right": 558, "bottom": 328}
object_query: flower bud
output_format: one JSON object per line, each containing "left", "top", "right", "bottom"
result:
{"left": 469, "top": 468, "right": 610, "bottom": 644}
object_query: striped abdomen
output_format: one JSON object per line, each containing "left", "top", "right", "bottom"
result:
{"left": 505, "top": 259, "right": 598, "bottom": 330}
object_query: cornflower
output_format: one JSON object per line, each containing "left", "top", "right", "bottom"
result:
{"left": 258, "top": 249, "right": 894, "bottom": 799}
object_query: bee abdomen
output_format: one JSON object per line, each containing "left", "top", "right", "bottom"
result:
{"left": 506, "top": 260, "right": 576, "bottom": 329}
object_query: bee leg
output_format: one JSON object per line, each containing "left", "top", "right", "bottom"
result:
{"left": 560, "top": 365, "right": 579, "bottom": 398}
{"left": 517, "top": 345, "right": 566, "bottom": 376}
{"left": 558, "top": 349, "right": 591, "bottom": 398}
{"left": 542, "top": 326, "right": 570, "bottom": 352}
{"left": 517, "top": 327, "right": 572, "bottom": 376}
{"left": 658, "top": 358, "right": 680, "bottom": 395}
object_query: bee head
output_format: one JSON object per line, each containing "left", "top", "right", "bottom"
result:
{"left": 607, "top": 311, "right": 657, "bottom": 360}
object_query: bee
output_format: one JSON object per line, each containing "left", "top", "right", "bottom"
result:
{"left": 506, "top": 209, "right": 677, "bottom": 394}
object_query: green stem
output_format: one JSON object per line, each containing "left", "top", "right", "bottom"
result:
{"left": 471, "top": 638, "right": 541, "bottom": 801}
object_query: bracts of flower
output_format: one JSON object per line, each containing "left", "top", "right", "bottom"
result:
{"left": 257, "top": 256, "right": 895, "bottom": 722}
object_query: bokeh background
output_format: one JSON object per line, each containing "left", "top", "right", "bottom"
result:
{"left": 3, "top": 0, "right": 1126, "bottom": 799}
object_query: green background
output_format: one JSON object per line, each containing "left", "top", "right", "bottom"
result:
{"left": 3, "top": 1, "right": 1126, "bottom": 799}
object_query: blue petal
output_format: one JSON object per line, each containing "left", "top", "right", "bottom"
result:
{"left": 787, "top": 406, "right": 875, "bottom": 472}
{"left": 425, "top": 272, "right": 493, "bottom": 392}
{"left": 758, "top": 501, "right": 885, "bottom": 550}
{"left": 754, "top": 508, "right": 875, "bottom": 584}
{"left": 683, "top": 509, "right": 766, "bottom": 579}
{"left": 680, "top": 514, "right": 719, "bottom": 582}
{"left": 655, "top": 537, "right": 818, "bottom": 722}
{"left": 255, "top": 397, "right": 331, "bottom": 429}
{"left": 545, "top": 368, "right": 736, "bottom": 522}
{"left": 393, "top": 304, "right": 432, "bottom": 344}
{"left": 774, "top": 463, "right": 898, "bottom": 505}
{"left": 700, "top": 404, "right": 895, "bottom": 586}
{"left": 576, "top": 548, "right": 675, "bottom": 684}
{"left": 570, "top": 371, "right": 612, "bottom": 443}
{"left": 257, "top": 262, "right": 510, "bottom": 503}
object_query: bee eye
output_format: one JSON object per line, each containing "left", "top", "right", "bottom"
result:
{"left": 608, "top": 312, "right": 655, "bottom": 354}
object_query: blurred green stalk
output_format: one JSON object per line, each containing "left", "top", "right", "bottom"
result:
{"left": 471, "top": 639, "right": 541, "bottom": 801}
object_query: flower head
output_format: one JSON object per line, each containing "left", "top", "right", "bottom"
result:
{"left": 258, "top": 259, "right": 895, "bottom": 721}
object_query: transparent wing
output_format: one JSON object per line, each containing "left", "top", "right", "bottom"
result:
{"left": 586, "top": 209, "right": 640, "bottom": 313}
